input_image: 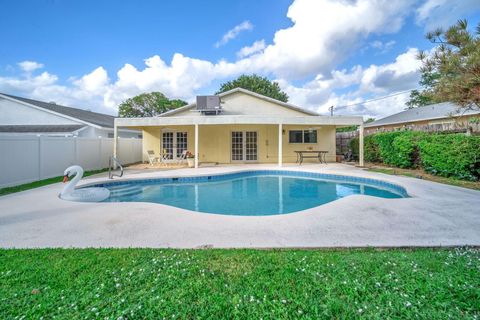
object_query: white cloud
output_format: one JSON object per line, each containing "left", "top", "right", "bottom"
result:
{"left": 237, "top": 40, "right": 266, "bottom": 58}
{"left": 276, "top": 66, "right": 364, "bottom": 111}
{"left": 104, "top": 54, "right": 221, "bottom": 108}
{"left": 73, "top": 67, "right": 109, "bottom": 94}
{"left": 0, "top": 71, "right": 57, "bottom": 94}
{"left": 215, "top": 20, "right": 253, "bottom": 48}
{"left": 359, "top": 48, "right": 421, "bottom": 94}
{"left": 322, "top": 91, "right": 412, "bottom": 119}
{"left": 18, "top": 61, "right": 44, "bottom": 73}
{"left": 370, "top": 40, "right": 396, "bottom": 53}
{"left": 416, "top": 0, "right": 480, "bottom": 30}
{"left": 278, "top": 48, "right": 422, "bottom": 118}
{"left": 242, "top": 0, "right": 414, "bottom": 79}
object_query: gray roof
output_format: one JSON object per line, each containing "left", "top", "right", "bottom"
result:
{"left": 1, "top": 93, "right": 115, "bottom": 128}
{"left": 0, "top": 125, "right": 86, "bottom": 133}
{"left": 365, "top": 102, "right": 480, "bottom": 128}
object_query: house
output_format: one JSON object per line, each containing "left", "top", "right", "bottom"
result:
{"left": 114, "top": 88, "right": 365, "bottom": 167}
{"left": 0, "top": 93, "right": 140, "bottom": 138}
{"left": 364, "top": 102, "right": 480, "bottom": 135}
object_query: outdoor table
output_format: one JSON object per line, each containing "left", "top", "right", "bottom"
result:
{"left": 294, "top": 150, "right": 328, "bottom": 164}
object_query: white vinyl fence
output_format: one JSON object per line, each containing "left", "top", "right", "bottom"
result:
{"left": 0, "top": 136, "right": 142, "bottom": 188}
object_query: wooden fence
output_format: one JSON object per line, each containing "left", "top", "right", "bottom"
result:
{"left": 336, "top": 131, "right": 358, "bottom": 155}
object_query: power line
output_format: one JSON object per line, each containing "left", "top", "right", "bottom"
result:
{"left": 336, "top": 89, "right": 416, "bottom": 109}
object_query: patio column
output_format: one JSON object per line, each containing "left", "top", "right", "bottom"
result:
{"left": 194, "top": 124, "right": 199, "bottom": 169}
{"left": 278, "top": 123, "right": 283, "bottom": 166}
{"left": 359, "top": 124, "right": 364, "bottom": 167}
{"left": 113, "top": 122, "right": 118, "bottom": 169}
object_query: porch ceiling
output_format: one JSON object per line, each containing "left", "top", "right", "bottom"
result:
{"left": 115, "top": 115, "right": 364, "bottom": 127}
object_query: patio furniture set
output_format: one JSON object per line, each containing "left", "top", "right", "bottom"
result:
{"left": 147, "top": 150, "right": 328, "bottom": 166}
{"left": 146, "top": 150, "right": 193, "bottom": 167}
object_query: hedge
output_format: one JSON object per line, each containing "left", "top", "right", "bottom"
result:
{"left": 349, "top": 135, "right": 380, "bottom": 162}
{"left": 418, "top": 134, "right": 480, "bottom": 181}
{"left": 349, "top": 131, "right": 480, "bottom": 181}
{"left": 364, "top": 135, "right": 381, "bottom": 163}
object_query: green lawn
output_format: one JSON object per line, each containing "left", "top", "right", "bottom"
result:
{"left": 365, "top": 166, "right": 480, "bottom": 190}
{"left": 1, "top": 248, "right": 479, "bottom": 319}
{"left": 0, "top": 169, "right": 108, "bottom": 197}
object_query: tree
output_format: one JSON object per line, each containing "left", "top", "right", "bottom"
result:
{"left": 216, "top": 74, "right": 289, "bottom": 102}
{"left": 407, "top": 19, "right": 480, "bottom": 111}
{"left": 405, "top": 72, "right": 441, "bottom": 109}
{"left": 118, "top": 92, "right": 187, "bottom": 117}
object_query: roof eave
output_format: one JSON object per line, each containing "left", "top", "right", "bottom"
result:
{"left": 364, "top": 112, "right": 478, "bottom": 128}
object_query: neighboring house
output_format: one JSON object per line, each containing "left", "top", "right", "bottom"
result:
{"left": 0, "top": 93, "right": 140, "bottom": 138}
{"left": 364, "top": 102, "right": 480, "bottom": 135}
{"left": 114, "top": 88, "right": 365, "bottom": 167}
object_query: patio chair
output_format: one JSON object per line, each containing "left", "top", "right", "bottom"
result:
{"left": 159, "top": 149, "right": 171, "bottom": 166}
{"left": 146, "top": 150, "right": 159, "bottom": 165}
{"left": 176, "top": 150, "right": 188, "bottom": 165}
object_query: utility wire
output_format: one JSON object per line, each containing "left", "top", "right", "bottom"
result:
{"left": 336, "top": 89, "right": 416, "bottom": 109}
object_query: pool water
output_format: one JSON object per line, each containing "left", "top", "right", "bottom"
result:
{"left": 97, "top": 171, "right": 408, "bottom": 216}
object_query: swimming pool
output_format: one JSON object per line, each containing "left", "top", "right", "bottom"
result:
{"left": 88, "top": 171, "right": 409, "bottom": 216}
{"left": 90, "top": 170, "right": 408, "bottom": 216}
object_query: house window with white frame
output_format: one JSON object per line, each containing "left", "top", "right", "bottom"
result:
{"left": 288, "top": 129, "right": 317, "bottom": 143}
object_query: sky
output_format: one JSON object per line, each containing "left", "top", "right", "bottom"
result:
{"left": 1, "top": 0, "right": 479, "bottom": 119}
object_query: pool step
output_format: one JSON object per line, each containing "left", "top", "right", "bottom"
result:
{"left": 108, "top": 185, "right": 143, "bottom": 198}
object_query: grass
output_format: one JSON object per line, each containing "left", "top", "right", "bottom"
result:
{"left": 0, "top": 169, "right": 109, "bottom": 197}
{"left": 365, "top": 165, "right": 480, "bottom": 190}
{"left": 0, "top": 248, "right": 479, "bottom": 319}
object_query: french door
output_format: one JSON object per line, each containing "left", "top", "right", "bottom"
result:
{"left": 231, "top": 131, "right": 257, "bottom": 162}
{"left": 162, "top": 131, "right": 188, "bottom": 159}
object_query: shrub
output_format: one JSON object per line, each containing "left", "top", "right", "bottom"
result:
{"left": 364, "top": 135, "right": 381, "bottom": 163}
{"left": 349, "top": 137, "right": 359, "bottom": 157}
{"left": 374, "top": 132, "right": 404, "bottom": 167}
{"left": 418, "top": 134, "right": 480, "bottom": 181}
{"left": 367, "top": 131, "right": 424, "bottom": 168}
{"left": 346, "top": 130, "right": 479, "bottom": 181}
{"left": 349, "top": 135, "right": 381, "bottom": 162}
{"left": 391, "top": 132, "right": 425, "bottom": 168}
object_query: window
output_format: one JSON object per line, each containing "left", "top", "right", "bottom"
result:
{"left": 289, "top": 130, "right": 303, "bottom": 143}
{"left": 107, "top": 133, "right": 114, "bottom": 138}
{"left": 303, "top": 130, "right": 317, "bottom": 143}
{"left": 288, "top": 130, "right": 317, "bottom": 143}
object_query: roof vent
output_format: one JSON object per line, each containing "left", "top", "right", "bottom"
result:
{"left": 49, "top": 101, "right": 57, "bottom": 105}
{"left": 196, "top": 95, "right": 222, "bottom": 115}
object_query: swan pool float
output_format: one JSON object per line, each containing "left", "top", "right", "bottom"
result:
{"left": 60, "top": 165, "right": 110, "bottom": 202}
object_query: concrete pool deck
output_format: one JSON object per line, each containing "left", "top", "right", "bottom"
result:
{"left": 0, "top": 163, "right": 479, "bottom": 248}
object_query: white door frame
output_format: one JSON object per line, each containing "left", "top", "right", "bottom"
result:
{"left": 161, "top": 129, "right": 188, "bottom": 160}
{"left": 230, "top": 130, "right": 258, "bottom": 163}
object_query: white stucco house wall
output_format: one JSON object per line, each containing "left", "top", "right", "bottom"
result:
{"left": 0, "top": 93, "right": 140, "bottom": 138}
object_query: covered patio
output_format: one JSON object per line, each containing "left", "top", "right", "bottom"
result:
{"left": 113, "top": 115, "right": 365, "bottom": 168}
